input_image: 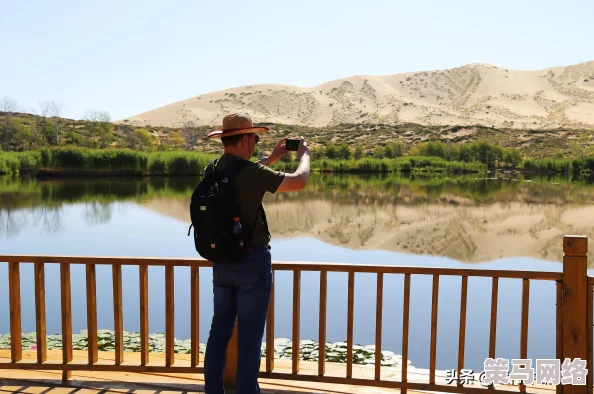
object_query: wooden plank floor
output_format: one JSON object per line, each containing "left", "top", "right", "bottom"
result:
{"left": 0, "top": 350, "right": 559, "bottom": 394}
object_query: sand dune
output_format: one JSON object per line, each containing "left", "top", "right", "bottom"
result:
{"left": 140, "top": 197, "right": 594, "bottom": 265}
{"left": 121, "top": 61, "right": 594, "bottom": 130}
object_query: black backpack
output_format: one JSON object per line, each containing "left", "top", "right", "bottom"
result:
{"left": 187, "top": 158, "right": 260, "bottom": 264}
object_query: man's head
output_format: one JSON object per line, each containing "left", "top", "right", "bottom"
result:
{"left": 207, "top": 112, "right": 267, "bottom": 160}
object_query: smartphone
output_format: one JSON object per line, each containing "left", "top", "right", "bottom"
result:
{"left": 285, "top": 138, "right": 300, "bottom": 151}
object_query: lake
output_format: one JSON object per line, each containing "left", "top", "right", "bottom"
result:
{"left": 1, "top": 172, "right": 593, "bottom": 374}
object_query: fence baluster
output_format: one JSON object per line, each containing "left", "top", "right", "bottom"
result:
{"left": 346, "top": 271, "right": 355, "bottom": 378}
{"left": 429, "top": 274, "right": 439, "bottom": 384}
{"left": 375, "top": 273, "right": 383, "bottom": 380}
{"left": 318, "top": 270, "right": 327, "bottom": 377}
{"left": 60, "top": 263, "right": 72, "bottom": 381}
{"left": 266, "top": 270, "right": 275, "bottom": 372}
{"left": 113, "top": 263, "right": 123, "bottom": 365}
{"left": 457, "top": 276, "right": 468, "bottom": 387}
{"left": 520, "top": 278, "right": 529, "bottom": 392}
{"left": 401, "top": 273, "right": 411, "bottom": 394}
{"left": 191, "top": 266, "right": 200, "bottom": 367}
{"left": 165, "top": 265, "right": 175, "bottom": 367}
{"left": 292, "top": 269, "right": 301, "bottom": 374}
{"left": 86, "top": 264, "right": 98, "bottom": 364}
{"left": 489, "top": 277, "right": 499, "bottom": 390}
{"left": 8, "top": 261, "right": 22, "bottom": 363}
{"left": 34, "top": 262, "right": 47, "bottom": 364}
{"left": 140, "top": 264, "right": 149, "bottom": 366}
{"left": 587, "top": 282, "right": 593, "bottom": 391}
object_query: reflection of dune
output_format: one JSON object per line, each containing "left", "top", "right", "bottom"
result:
{"left": 140, "top": 197, "right": 594, "bottom": 265}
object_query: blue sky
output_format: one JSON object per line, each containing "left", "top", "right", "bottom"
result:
{"left": 1, "top": 0, "right": 592, "bottom": 121}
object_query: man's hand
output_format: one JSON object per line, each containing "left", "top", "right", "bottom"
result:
{"left": 297, "top": 137, "right": 310, "bottom": 159}
{"left": 268, "top": 137, "right": 290, "bottom": 164}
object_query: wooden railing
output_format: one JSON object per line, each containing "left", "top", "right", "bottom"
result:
{"left": 0, "top": 235, "right": 591, "bottom": 394}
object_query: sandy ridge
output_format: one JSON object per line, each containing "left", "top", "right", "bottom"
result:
{"left": 120, "top": 61, "right": 594, "bottom": 130}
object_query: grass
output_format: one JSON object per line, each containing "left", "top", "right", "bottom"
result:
{"left": 0, "top": 148, "right": 219, "bottom": 176}
{"left": 0, "top": 147, "right": 486, "bottom": 176}
{"left": 272, "top": 156, "right": 487, "bottom": 173}
{"left": 4, "top": 146, "right": 594, "bottom": 177}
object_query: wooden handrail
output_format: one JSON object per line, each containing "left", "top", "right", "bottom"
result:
{"left": 0, "top": 235, "right": 590, "bottom": 393}
{"left": 0, "top": 254, "right": 565, "bottom": 279}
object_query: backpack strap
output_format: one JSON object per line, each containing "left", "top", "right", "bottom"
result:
{"left": 216, "top": 158, "right": 251, "bottom": 218}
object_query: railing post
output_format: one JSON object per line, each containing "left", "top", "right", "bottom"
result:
{"left": 562, "top": 235, "right": 588, "bottom": 394}
{"left": 223, "top": 319, "right": 239, "bottom": 387}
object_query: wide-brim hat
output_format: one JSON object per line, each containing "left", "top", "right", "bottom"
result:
{"left": 207, "top": 112, "right": 269, "bottom": 138}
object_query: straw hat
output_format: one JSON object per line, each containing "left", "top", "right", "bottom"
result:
{"left": 207, "top": 112, "right": 269, "bottom": 138}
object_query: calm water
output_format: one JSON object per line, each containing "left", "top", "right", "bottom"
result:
{"left": 1, "top": 173, "right": 594, "bottom": 373}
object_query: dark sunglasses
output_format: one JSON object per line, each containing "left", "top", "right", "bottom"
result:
{"left": 254, "top": 134, "right": 259, "bottom": 143}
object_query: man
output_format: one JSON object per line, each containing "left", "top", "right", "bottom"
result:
{"left": 203, "top": 112, "right": 310, "bottom": 394}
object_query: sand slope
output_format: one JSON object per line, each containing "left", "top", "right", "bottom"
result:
{"left": 121, "top": 61, "right": 594, "bottom": 129}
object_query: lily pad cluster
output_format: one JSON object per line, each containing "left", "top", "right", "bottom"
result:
{"left": 0, "top": 331, "right": 412, "bottom": 367}
{"left": 268, "top": 338, "right": 412, "bottom": 367}
{"left": 0, "top": 331, "right": 206, "bottom": 355}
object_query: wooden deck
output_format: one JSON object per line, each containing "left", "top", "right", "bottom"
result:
{"left": 0, "top": 350, "right": 558, "bottom": 394}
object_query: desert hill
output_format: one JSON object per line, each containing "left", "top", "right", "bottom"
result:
{"left": 121, "top": 61, "right": 594, "bottom": 130}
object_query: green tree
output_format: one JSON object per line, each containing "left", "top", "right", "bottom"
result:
{"left": 126, "top": 128, "right": 154, "bottom": 151}
{"left": 393, "top": 143, "right": 403, "bottom": 158}
{"left": 337, "top": 143, "right": 351, "bottom": 160}
{"left": 163, "top": 131, "right": 186, "bottom": 151}
{"left": 84, "top": 110, "right": 114, "bottom": 148}
{"left": 325, "top": 143, "right": 337, "bottom": 159}
{"left": 354, "top": 145, "right": 364, "bottom": 160}
{"left": 570, "top": 133, "right": 594, "bottom": 158}
{"left": 373, "top": 147, "right": 384, "bottom": 158}
{"left": 503, "top": 149, "right": 523, "bottom": 168}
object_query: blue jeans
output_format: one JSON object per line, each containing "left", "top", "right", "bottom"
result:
{"left": 204, "top": 247, "right": 273, "bottom": 394}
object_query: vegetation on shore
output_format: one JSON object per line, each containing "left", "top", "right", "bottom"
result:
{"left": 2, "top": 108, "right": 594, "bottom": 176}
{"left": 2, "top": 143, "right": 594, "bottom": 177}
{"left": 2, "top": 108, "right": 594, "bottom": 160}
{"left": 0, "top": 146, "right": 488, "bottom": 176}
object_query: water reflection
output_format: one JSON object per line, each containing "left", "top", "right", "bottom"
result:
{"left": 0, "top": 173, "right": 593, "bottom": 372}
{"left": 2, "top": 173, "right": 594, "bottom": 263}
